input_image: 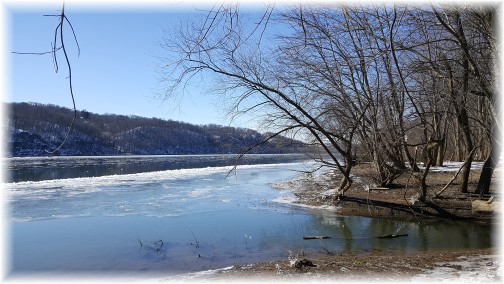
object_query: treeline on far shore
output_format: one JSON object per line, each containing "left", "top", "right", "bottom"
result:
{"left": 6, "top": 102, "right": 309, "bottom": 157}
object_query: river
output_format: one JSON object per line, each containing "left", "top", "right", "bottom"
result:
{"left": 4, "top": 154, "right": 493, "bottom": 278}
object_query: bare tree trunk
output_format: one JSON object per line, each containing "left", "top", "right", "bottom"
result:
{"left": 476, "top": 138, "right": 500, "bottom": 195}
{"left": 403, "top": 140, "right": 421, "bottom": 171}
{"left": 435, "top": 138, "right": 445, "bottom": 166}
{"left": 334, "top": 155, "right": 354, "bottom": 199}
{"left": 445, "top": 53, "right": 473, "bottom": 193}
{"left": 420, "top": 148, "right": 433, "bottom": 202}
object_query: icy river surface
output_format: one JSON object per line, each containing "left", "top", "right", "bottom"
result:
{"left": 5, "top": 154, "right": 494, "bottom": 277}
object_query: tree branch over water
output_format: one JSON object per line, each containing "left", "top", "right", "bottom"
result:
{"left": 12, "top": 3, "right": 80, "bottom": 154}
{"left": 161, "top": 3, "right": 498, "bottom": 199}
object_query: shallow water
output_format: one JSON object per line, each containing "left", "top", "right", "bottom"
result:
{"left": 5, "top": 155, "right": 494, "bottom": 277}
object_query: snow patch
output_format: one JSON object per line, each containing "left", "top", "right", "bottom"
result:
{"left": 272, "top": 194, "right": 340, "bottom": 211}
{"left": 411, "top": 254, "right": 501, "bottom": 282}
{"left": 426, "top": 161, "right": 484, "bottom": 173}
{"left": 173, "top": 265, "right": 235, "bottom": 280}
{"left": 321, "top": 188, "right": 338, "bottom": 197}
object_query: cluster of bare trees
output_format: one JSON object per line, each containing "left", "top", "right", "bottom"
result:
{"left": 161, "top": 4, "right": 499, "bottom": 200}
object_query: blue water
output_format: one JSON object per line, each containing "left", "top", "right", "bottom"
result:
{"left": 5, "top": 155, "right": 494, "bottom": 277}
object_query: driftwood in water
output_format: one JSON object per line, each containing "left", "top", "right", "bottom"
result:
{"left": 377, "top": 233, "right": 408, "bottom": 239}
{"left": 303, "top": 236, "right": 331, "bottom": 240}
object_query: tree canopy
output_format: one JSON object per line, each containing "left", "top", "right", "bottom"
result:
{"left": 161, "top": 3, "right": 499, "bottom": 198}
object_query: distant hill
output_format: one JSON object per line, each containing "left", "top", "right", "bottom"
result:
{"left": 6, "top": 102, "right": 308, "bottom": 157}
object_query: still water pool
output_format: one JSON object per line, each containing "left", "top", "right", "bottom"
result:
{"left": 5, "top": 155, "right": 493, "bottom": 277}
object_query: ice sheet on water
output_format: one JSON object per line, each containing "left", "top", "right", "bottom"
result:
{"left": 8, "top": 162, "right": 313, "bottom": 221}
{"left": 7, "top": 162, "right": 306, "bottom": 196}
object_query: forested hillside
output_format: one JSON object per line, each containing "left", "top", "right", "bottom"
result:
{"left": 6, "top": 102, "right": 307, "bottom": 157}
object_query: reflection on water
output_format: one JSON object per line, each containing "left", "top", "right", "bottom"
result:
{"left": 7, "top": 155, "right": 494, "bottom": 275}
{"left": 303, "top": 212, "right": 492, "bottom": 254}
{"left": 11, "top": 206, "right": 493, "bottom": 274}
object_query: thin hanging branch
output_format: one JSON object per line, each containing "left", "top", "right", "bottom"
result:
{"left": 12, "top": 3, "right": 80, "bottom": 154}
{"left": 225, "top": 125, "right": 300, "bottom": 178}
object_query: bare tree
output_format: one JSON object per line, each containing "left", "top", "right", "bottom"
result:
{"left": 161, "top": 4, "right": 362, "bottom": 197}
{"left": 388, "top": 4, "right": 498, "bottom": 195}
{"left": 161, "top": 3, "right": 498, "bottom": 199}
{"left": 424, "top": 6, "right": 497, "bottom": 193}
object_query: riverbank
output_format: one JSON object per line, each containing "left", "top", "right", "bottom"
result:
{"left": 273, "top": 162, "right": 500, "bottom": 222}
{"left": 179, "top": 161, "right": 501, "bottom": 281}
{"left": 184, "top": 248, "right": 499, "bottom": 281}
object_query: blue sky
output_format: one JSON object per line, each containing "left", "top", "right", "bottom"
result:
{"left": 6, "top": 2, "right": 258, "bottom": 128}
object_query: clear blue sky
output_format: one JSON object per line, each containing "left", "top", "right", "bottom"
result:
{"left": 5, "top": 2, "right": 259, "bottom": 128}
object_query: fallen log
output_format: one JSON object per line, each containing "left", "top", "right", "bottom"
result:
{"left": 377, "top": 233, "right": 408, "bottom": 239}
{"left": 303, "top": 236, "right": 331, "bottom": 240}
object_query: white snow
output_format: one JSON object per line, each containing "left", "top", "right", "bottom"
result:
{"left": 426, "top": 161, "right": 484, "bottom": 173}
{"left": 321, "top": 188, "right": 338, "bottom": 197}
{"left": 411, "top": 254, "right": 501, "bottom": 282}
{"left": 272, "top": 194, "right": 340, "bottom": 211}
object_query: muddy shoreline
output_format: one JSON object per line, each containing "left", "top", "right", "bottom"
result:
{"left": 193, "top": 248, "right": 499, "bottom": 281}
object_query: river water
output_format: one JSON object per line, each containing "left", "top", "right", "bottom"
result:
{"left": 4, "top": 154, "right": 494, "bottom": 278}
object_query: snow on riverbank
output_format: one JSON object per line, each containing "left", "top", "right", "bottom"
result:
{"left": 412, "top": 254, "right": 501, "bottom": 282}
{"left": 270, "top": 167, "right": 340, "bottom": 211}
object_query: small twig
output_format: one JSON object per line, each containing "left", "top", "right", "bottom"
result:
{"left": 190, "top": 231, "right": 200, "bottom": 248}
{"left": 436, "top": 147, "right": 478, "bottom": 197}
{"left": 233, "top": 237, "right": 237, "bottom": 263}
{"left": 190, "top": 231, "right": 201, "bottom": 257}
{"left": 11, "top": 46, "right": 63, "bottom": 55}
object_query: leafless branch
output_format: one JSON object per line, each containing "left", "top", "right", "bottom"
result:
{"left": 13, "top": 3, "right": 80, "bottom": 154}
{"left": 225, "top": 125, "right": 301, "bottom": 178}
